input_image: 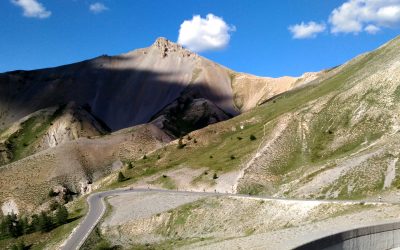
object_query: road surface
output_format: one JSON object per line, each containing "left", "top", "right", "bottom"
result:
{"left": 60, "top": 188, "right": 390, "bottom": 250}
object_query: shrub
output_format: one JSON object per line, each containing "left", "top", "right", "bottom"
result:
{"left": 127, "top": 162, "right": 133, "bottom": 169}
{"left": 213, "top": 173, "right": 218, "bottom": 179}
{"left": 177, "top": 137, "right": 186, "bottom": 149}
{"left": 48, "top": 189, "right": 58, "bottom": 197}
{"left": 55, "top": 205, "right": 69, "bottom": 226}
{"left": 250, "top": 134, "right": 257, "bottom": 141}
{"left": 11, "top": 241, "right": 25, "bottom": 250}
{"left": 49, "top": 201, "right": 59, "bottom": 211}
{"left": 117, "top": 172, "right": 126, "bottom": 182}
{"left": 143, "top": 155, "right": 147, "bottom": 160}
{"left": 230, "top": 155, "right": 236, "bottom": 160}
{"left": 237, "top": 136, "right": 243, "bottom": 140}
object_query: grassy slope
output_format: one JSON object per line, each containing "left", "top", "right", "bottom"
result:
{"left": 1, "top": 106, "right": 65, "bottom": 165}
{"left": 101, "top": 36, "right": 400, "bottom": 199}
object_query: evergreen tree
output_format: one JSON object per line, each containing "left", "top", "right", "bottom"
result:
{"left": 117, "top": 172, "right": 126, "bottom": 182}
{"left": 1, "top": 213, "right": 21, "bottom": 238}
{"left": 55, "top": 205, "right": 69, "bottom": 226}
{"left": 19, "top": 217, "right": 29, "bottom": 235}
{"left": 30, "top": 214, "right": 40, "bottom": 233}
{"left": 38, "top": 211, "right": 53, "bottom": 233}
{"left": 0, "top": 216, "right": 9, "bottom": 237}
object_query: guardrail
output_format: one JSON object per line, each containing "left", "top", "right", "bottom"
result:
{"left": 294, "top": 221, "right": 400, "bottom": 250}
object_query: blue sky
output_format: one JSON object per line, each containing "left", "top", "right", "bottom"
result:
{"left": 1, "top": 0, "right": 399, "bottom": 77}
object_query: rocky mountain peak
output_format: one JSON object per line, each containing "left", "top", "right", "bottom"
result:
{"left": 151, "top": 37, "right": 193, "bottom": 58}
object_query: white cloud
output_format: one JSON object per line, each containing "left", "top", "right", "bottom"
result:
{"left": 177, "top": 14, "right": 236, "bottom": 52}
{"left": 288, "top": 22, "right": 326, "bottom": 39}
{"left": 365, "top": 24, "right": 380, "bottom": 34}
{"left": 89, "top": 2, "right": 108, "bottom": 14}
{"left": 11, "top": 0, "right": 51, "bottom": 19}
{"left": 329, "top": 0, "right": 400, "bottom": 34}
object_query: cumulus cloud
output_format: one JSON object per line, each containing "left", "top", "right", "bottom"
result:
{"left": 177, "top": 14, "right": 236, "bottom": 52}
{"left": 329, "top": 0, "right": 400, "bottom": 34}
{"left": 89, "top": 2, "right": 108, "bottom": 14}
{"left": 11, "top": 0, "right": 51, "bottom": 19}
{"left": 288, "top": 21, "right": 326, "bottom": 39}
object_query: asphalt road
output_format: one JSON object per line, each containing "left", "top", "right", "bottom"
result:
{"left": 60, "top": 188, "right": 391, "bottom": 250}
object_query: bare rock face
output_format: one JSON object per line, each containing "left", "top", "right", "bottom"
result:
{"left": 1, "top": 199, "right": 19, "bottom": 215}
{"left": 152, "top": 37, "right": 193, "bottom": 58}
{"left": 38, "top": 103, "right": 109, "bottom": 150}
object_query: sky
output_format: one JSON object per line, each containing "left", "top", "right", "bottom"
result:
{"left": 0, "top": 0, "right": 400, "bottom": 77}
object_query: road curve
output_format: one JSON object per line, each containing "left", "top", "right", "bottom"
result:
{"left": 60, "top": 188, "right": 391, "bottom": 250}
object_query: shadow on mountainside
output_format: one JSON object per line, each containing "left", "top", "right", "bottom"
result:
{"left": 0, "top": 54, "right": 235, "bottom": 134}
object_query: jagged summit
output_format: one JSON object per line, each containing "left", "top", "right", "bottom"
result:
{"left": 149, "top": 37, "right": 193, "bottom": 58}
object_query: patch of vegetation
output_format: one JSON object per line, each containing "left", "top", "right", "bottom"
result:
{"left": 238, "top": 183, "right": 265, "bottom": 195}
{"left": 0, "top": 200, "right": 85, "bottom": 250}
{"left": 191, "top": 171, "right": 216, "bottom": 187}
{"left": 5, "top": 105, "right": 66, "bottom": 163}
{"left": 177, "top": 137, "right": 186, "bottom": 149}
{"left": 129, "top": 237, "right": 213, "bottom": 250}
{"left": 81, "top": 227, "right": 121, "bottom": 250}
{"left": 244, "top": 227, "right": 256, "bottom": 236}
{"left": 117, "top": 172, "right": 128, "bottom": 182}
{"left": 149, "top": 175, "right": 177, "bottom": 190}
{"left": 0, "top": 204, "right": 69, "bottom": 240}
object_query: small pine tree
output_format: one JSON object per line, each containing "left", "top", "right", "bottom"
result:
{"left": 19, "top": 217, "right": 29, "bottom": 235}
{"left": 38, "top": 211, "right": 53, "bottom": 233}
{"left": 250, "top": 134, "right": 257, "bottom": 141}
{"left": 143, "top": 155, "right": 147, "bottom": 160}
{"left": 55, "top": 205, "right": 69, "bottom": 226}
{"left": 2, "top": 213, "right": 21, "bottom": 238}
{"left": 213, "top": 173, "right": 218, "bottom": 179}
{"left": 117, "top": 172, "right": 126, "bottom": 182}
{"left": 127, "top": 162, "right": 133, "bottom": 169}
{"left": 30, "top": 214, "right": 41, "bottom": 233}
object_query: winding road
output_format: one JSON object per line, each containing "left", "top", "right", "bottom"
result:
{"left": 60, "top": 188, "right": 391, "bottom": 250}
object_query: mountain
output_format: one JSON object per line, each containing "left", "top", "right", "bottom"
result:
{"left": 120, "top": 35, "right": 400, "bottom": 200}
{"left": 3, "top": 35, "right": 399, "bottom": 216}
{"left": 0, "top": 38, "right": 318, "bottom": 135}
{"left": 0, "top": 38, "right": 318, "bottom": 212}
